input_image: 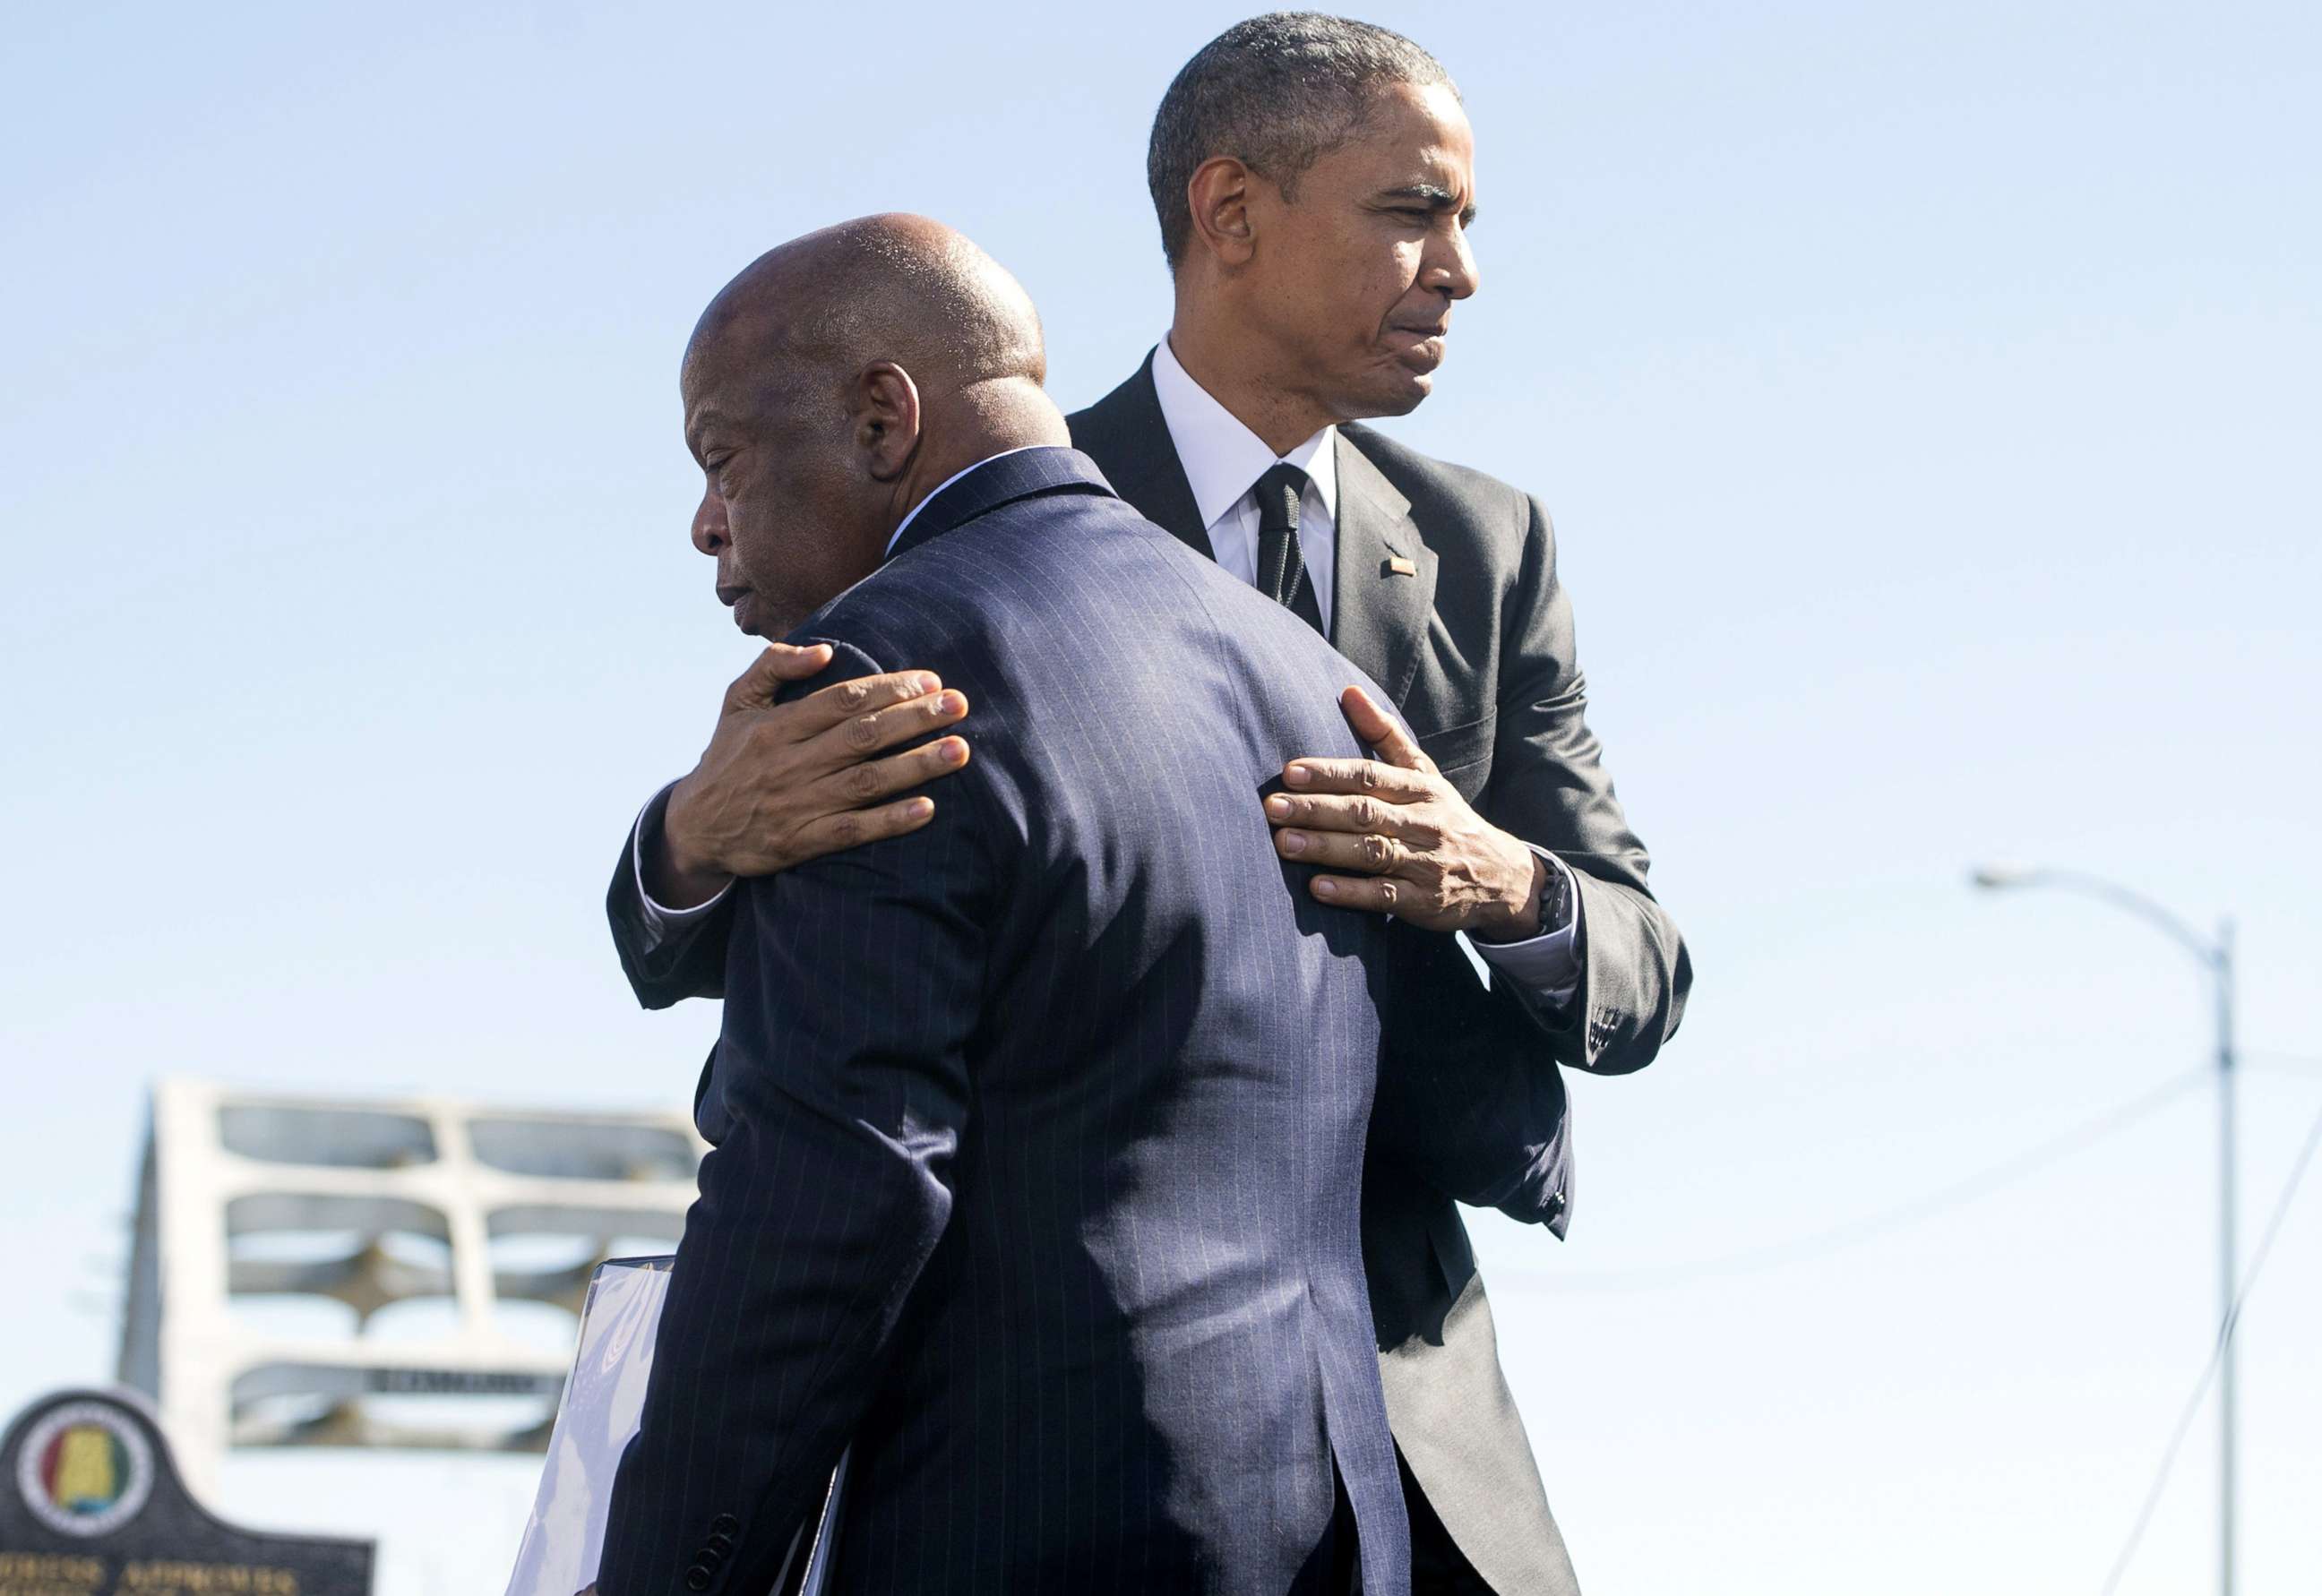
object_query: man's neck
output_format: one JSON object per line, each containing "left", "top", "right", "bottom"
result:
{"left": 1165, "top": 308, "right": 1337, "bottom": 456}
{"left": 881, "top": 384, "right": 1071, "bottom": 546}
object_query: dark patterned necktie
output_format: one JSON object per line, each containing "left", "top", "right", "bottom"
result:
{"left": 1253, "top": 462, "right": 1325, "bottom": 634}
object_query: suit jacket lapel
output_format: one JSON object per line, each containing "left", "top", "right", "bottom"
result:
{"left": 1065, "top": 351, "right": 1215, "bottom": 561}
{"left": 1330, "top": 433, "right": 1436, "bottom": 707}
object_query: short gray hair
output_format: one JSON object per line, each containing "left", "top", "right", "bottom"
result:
{"left": 1147, "top": 13, "right": 1458, "bottom": 270}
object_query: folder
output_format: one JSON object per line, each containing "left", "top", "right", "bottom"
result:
{"left": 504, "top": 1257, "right": 847, "bottom": 1596}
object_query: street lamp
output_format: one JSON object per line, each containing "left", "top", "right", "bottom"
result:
{"left": 1969, "top": 864, "right": 2239, "bottom": 1596}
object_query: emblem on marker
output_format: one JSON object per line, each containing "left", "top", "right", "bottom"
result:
{"left": 14, "top": 1399, "right": 155, "bottom": 1536}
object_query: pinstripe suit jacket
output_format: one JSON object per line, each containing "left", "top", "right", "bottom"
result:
{"left": 1071, "top": 357, "right": 1695, "bottom": 1594}
{"left": 598, "top": 449, "right": 1563, "bottom": 1595}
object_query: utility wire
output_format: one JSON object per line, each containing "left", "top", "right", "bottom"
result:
{"left": 1500, "top": 1069, "right": 2206, "bottom": 1291}
{"left": 2245, "top": 1049, "right": 2322, "bottom": 1074}
{"left": 2096, "top": 1086, "right": 2322, "bottom": 1595}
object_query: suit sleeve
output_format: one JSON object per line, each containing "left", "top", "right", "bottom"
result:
{"left": 1367, "top": 919, "right": 1574, "bottom": 1234}
{"left": 606, "top": 784, "right": 738, "bottom": 1008}
{"left": 597, "top": 638, "right": 993, "bottom": 1596}
{"left": 1484, "top": 493, "right": 1692, "bottom": 1075}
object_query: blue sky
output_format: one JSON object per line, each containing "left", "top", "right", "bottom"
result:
{"left": 3, "top": 3, "right": 2318, "bottom": 1592}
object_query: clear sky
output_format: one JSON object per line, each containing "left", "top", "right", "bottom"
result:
{"left": 4, "top": 3, "right": 2318, "bottom": 1592}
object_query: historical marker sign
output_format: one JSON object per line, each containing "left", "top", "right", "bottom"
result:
{"left": 0, "top": 1389, "right": 373, "bottom": 1595}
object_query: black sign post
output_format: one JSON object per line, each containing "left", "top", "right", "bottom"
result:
{"left": 0, "top": 1388, "right": 374, "bottom": 1595}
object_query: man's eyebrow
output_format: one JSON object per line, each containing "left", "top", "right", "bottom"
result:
{"left": 1378, "top": 184, "right": 1479, "bottom": 225}
{"left": 683, "top": 405, "right": 727, "bottom": 460}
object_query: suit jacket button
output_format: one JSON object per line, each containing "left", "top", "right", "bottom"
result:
{"left": 684, "top": 1566, "right": 713, "bottom": 1592}
{"left": 710, "top": 1514, "right": 741, "bottom": 1536}
{"left": 708, "top": 1532, "right": 735, "bottom": 1555}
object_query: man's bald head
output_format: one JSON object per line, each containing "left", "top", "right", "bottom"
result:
{"left": 686, "top": 213, "right": 1048, "bottom": 422}
{"left": 678, "top": 216, "right": 1070, "bottom": 640}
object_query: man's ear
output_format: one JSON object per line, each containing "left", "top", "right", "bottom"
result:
{"left": 1185, "top": 157, "right": 1259, "bottom": 268}
{"left": 850, "top": 361, "right": 923, "bottom": 483}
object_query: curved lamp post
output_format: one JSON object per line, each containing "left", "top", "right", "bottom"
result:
{"left": 1969, "top": 864, "right": 2237, "bottom": 1596}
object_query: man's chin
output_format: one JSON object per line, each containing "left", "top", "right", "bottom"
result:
{"left": 731, "top": 591, "right": 811, "bottom": 641}
{"left": 728, "top": 592, "right": 768, "bottom": 637}
{"left": 1357, "top": 368, "right": 1433, "bottom": 419}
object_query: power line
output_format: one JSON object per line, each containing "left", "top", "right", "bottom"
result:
{"left": 2096, "top": 1087, "right": 2322, "bottom": 1595}
{"left": 2244, "top": 1049, "right": 2322, "bottom": 1075}
{"left": 1499, "top": 1069, "right": 2206, "bottom": 1291}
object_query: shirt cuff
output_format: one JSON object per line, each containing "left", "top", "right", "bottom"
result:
{"left": 631, "top": 783, "right": 733, "bottom": 949}
{"left": 1468, "top": 846, "right": 1582, "bottom": 1008}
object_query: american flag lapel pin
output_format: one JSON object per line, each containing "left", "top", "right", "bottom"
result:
{"left": 1384, "top": 555, "right": 1419, "bottom": 578}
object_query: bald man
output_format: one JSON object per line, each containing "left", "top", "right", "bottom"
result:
{"left": 594, "top": 218, "right": 1564, "bottom": 1596}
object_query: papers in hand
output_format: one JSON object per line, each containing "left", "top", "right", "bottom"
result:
{"left": 503, "top": 1257, "right": 847, "bottom": 1596}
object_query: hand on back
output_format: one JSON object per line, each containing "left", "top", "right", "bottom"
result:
{"left": 1264, "top": 685, "right": 1547, "bottom": 940}
{"left": 649, "top": 642, "right": 970, "bottom": 906}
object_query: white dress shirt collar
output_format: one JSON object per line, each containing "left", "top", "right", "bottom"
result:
{"left": 884, "top": 445, "right": 1045, "bottom": 555}
{"left": 1150, "top": 336, "right": 1338, "bottom": 528}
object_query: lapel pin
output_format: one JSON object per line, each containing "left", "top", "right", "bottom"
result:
{"left": 1383, "top": 555, "right": 1418, "bottom": 578}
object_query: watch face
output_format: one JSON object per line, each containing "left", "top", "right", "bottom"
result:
{"left": 16, "top": 1401, "right": 155, "bottom": 1537}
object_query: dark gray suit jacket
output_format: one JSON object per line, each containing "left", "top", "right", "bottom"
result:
{"left": 601, "top": 447, "right": 1574, "bottom": 1594}
{"left": 606, "top": 362, "right": 1690, "bottom": 1594}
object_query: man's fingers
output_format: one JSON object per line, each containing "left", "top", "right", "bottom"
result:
{"left": 1337, "top": 685, "right": 1433, "bottom": 774}
{"left": 728, "top": 643, "right": 836, "bottom": 708}
{"left": 813, "top": 688, "right": 970, "bottom": 764}
{"left": 1273, "top": 826, "right": 1405, "bottom": 874}
{"left": 788, "top": 670, "right": 955, "bottom": 739}
{"left": 760, "top": 640, "right": 839, "bottom": 680}
{"left": 1308, "top": 873, "right": 1406, "bottom": 917}
{"left": 788, "top": 794, "right": 940, "bottom": 862}
{"left": 1263, "top": 790, "right": 1420, "bottom": 838}
{"left": 822, "top": 735, "right": 971, "bottom": 807}
{"left": 1278, "top": 756, "right": 1432, "bottom": 803}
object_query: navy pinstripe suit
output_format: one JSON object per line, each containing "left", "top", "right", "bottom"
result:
{"left": 601, "top": 448, "right": 1577, "bottom": 1595}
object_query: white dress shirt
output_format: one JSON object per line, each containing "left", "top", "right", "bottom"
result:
{"left": 632, "top": 356, "right": 1582, "bottom": 1008}
{"left": 1148, "top": 337, "right": 1341, "bottom": 631}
